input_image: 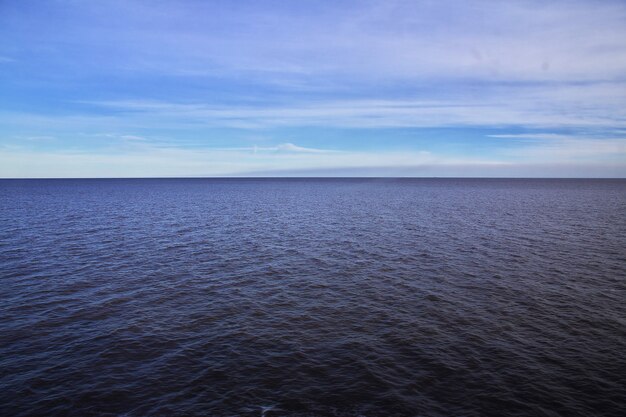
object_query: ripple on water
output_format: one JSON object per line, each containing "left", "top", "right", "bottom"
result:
{"left": 0, "top": 178, "right": 625, "bottom": 417}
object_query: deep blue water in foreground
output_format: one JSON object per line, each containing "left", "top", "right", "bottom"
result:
{"left": 1, "top": 178, "right": 625, "bottom": 417}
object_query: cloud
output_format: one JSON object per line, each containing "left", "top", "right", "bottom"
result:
{"left": 221, "top": 143, "right": 337, "bottom": 154}
{"left": 489, "top": 133, "right": 626, "bottom": 161}
{"left": 3, "top": 0, "right": 626, "bottom": 82}
{"left": 240, "top": 163, "right": 626, "bottom": 178}
{"left": 0, "top": 142, "right": 437, "bottom": 178}
{"left": 274, "top": 143, "right": 329, "bottom": 153}
{"left": 119, "top": 135, "right": 147, "bottom": 141}
{"left": 1, "top": 144, "right": 624, "bottom": 178}
{"left": 82, "top": 81, "right": 626, "bottom": 129}
{"left": 117, "top": 1, "right": 619, "bottom": 82}
{"left": 489, "top": 134, "right": 576, "bottom": 140}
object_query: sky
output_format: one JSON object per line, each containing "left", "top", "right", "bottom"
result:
{"left": 1, "top": 0, "right": 625, "bottom": 178}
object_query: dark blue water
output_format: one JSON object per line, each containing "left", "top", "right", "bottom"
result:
{"left": 1, "top": 178, "right": 625, "bottom": 417}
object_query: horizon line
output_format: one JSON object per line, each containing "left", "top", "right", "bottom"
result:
{"left": 2, "top": 176, "right": 625, "bottom": 180}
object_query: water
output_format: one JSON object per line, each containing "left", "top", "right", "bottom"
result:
{"left": 1, "top": 178, "right": 625, "bottom": 417}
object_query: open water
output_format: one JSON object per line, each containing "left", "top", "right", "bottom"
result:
{"left": 1, "top": 178, "right": 625, "bottom": 417}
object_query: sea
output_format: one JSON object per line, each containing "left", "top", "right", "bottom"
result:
{"left": 1, "top": 178, "right": 625, "bottom": 417}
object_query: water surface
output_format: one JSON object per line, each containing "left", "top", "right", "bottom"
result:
{"left": 1, "top": 178, "right": 625, "bottom": 416}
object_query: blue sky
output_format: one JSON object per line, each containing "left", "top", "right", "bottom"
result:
{"left": 1, "top": 0, "right": 625, "bottom": 177}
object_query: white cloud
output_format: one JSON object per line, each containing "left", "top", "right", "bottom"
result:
{"left": 119, "top": 135, "right": 147, "bottom": 141}
{"left": 274, "top": 143, "right": 329, "bottom": 153}
{"left": 244, "top": 143, "right": 336, "bottom": 153}
{"left": 0, "top": 143, "right": 438, "bottom": 178}
{"left": 2, "top": 144, "right": 623, "bottom": 178}
{"left": 490, "top": 133, "right": 626, "bottom": 161}
{"left": 82, "top": 81, "right": 626, "bottom": 129}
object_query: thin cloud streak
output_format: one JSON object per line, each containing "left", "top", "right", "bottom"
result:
{"left": 220, "top": 143, "right": 338, "bottom": 154}
{"left": 2, "top": 140, "right": 624, "bottom": 178}
{"left": 82, "top": 82, "right": 626, "bottom": 129}
{"left": 0, "top": 145, "right": 433, "bottom": 178}
{"left": 2, "top": 147, "right": 623, "bottom": 178}
{"left": 489, "top": 133, "right": 626, "bottom": 160}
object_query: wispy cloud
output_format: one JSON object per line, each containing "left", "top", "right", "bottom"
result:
{"left": 119, "top": 134, "right": 147, "bottom": 141}
{"left": 489, "top": 133, "right": 626, "bottom": 161}
{"left": 82, "top": 82, "right": 626, "bottom": 129}
{"left": 221, "top": 143, "right": 337, "bottom": 154}
{"left": 15, "top": 0, "right": 625, "bottom": 82}
{"left": 0, "top": 143, "right": 434, "bottom": 178}
{"left": 2, "top": 144, "right": 623, "bottom": 178}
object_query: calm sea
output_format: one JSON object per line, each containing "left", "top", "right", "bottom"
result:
{"left": 1, "top": 178, "right": 625, "bottom": 417}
